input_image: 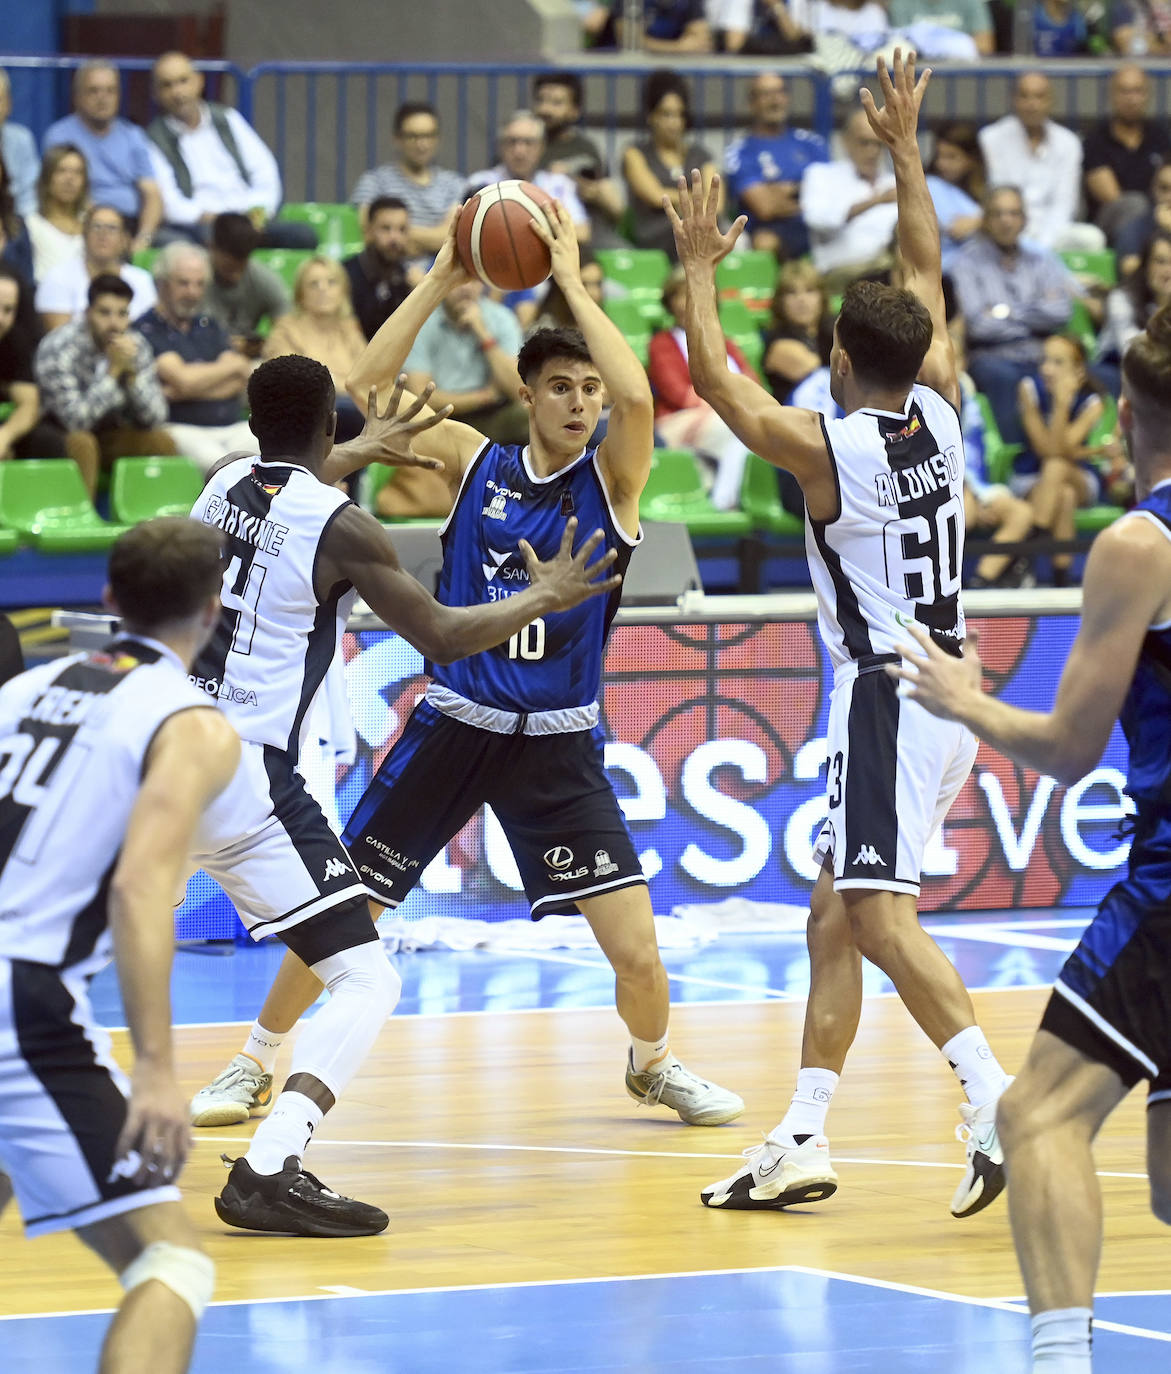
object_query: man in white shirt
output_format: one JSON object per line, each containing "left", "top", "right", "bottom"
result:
{"left": 147, "top": 52, "right": 316, "bottom": 251}
{"left": 464, "top": 111, "right": 591, "bottom": 243}
{"left": 799, "top": 107, "right": 898, "bottom": 286}
{"left": 35, "top": 205, "right": 156, "bottom": 333}
{"left": 978, "top": 72, "right": 1095, "bottom": 252}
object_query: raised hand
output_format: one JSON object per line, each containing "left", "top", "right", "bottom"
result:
{"left": 520, "top": 516, "right": 622, "bottom": 610}
{"left": 352, "top": 377, "right": 452, "bottom": 471}
{"left": 664, "top": 170, "right": 746, "bottom": 273}
{"left": 860, "top": 48, "right": 930, "bottom": 153}
{"left": 528, "top": 198, "right": 581, "bottom": 285}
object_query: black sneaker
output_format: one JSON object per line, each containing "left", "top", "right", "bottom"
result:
{"left": 214, "top": 1154, "right": 389, "bottom": 1237}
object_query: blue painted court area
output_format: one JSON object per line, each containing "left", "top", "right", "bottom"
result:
{"left": 6, "top": 1269, "right": 1170, "bottom": 1373}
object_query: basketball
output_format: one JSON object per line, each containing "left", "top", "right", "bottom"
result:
{"left": 456, "top": 179, "right": 555, "bottom": 292}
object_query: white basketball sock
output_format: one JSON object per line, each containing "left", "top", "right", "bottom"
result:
{"left": 941, "top": 1026, "right": 1010, "bottom": 1108}
{"left": 630, "top": 1032, "right": 671, "bottom": 1073}
{"left": 245, "top": 1092, "right": 323, "bottom": 1175}
{"left": 1031, "top": 1307, "right": 1092, "bottom": 1369}
{"left": 778, "top": 1068, "right": 839, "bottom": 1141}
{"left": 242, "top": 1021, "right": 284, "bottom": 1076}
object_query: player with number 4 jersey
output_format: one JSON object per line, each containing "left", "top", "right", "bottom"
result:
{"left": 669, "top": 50, "right": 1012, "bottom": 1217}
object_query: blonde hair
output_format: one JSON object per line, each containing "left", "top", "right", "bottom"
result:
{"left": 292, "top": 255, "right": 354, "bottom": 318}
{"left": 771, "top": 260, "right": 828, "bottom": 326}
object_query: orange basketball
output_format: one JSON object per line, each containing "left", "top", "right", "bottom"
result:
{"left": 456, "top": 179, "right": 555, "bottom": 292}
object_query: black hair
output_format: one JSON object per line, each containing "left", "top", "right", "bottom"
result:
{"left": 394, "top": 101, "right": 438, "bottom": 134}
{"left": 211, "top": 211, "right": 261, "bottom": 259}
{"left": 642, "top": 69, "right": 691, "bottom": 126}
{"left": 367, "top": 196, "right": 409, "bottom": 220}
{"left": 109, "top": 517, "right": 226, "bottom": 630}
{"left": 87, "top": 273, "right": 133, "bottom": 307}
{"left": 533, "top": 71, "right": 583, "bottom": 109}
{"left": 247, "top": 355, "right": 336, "bottom": 455}
{"left": 837, "top": 280, "right": 933, "bottom": 391}
{"left": 517, "top": 326, "right": 593, "bottom": 383}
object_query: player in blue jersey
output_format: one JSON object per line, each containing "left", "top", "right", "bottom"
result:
{"left": 889, "top": 303, "right": 1171, "bottom": 1373}
{"left": 194, "top": 199, "right": 744, "bottom": 1130}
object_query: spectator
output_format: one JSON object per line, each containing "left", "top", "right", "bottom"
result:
{"left": 135, "top": 242, "right": 255, "bottom": 472}
{"left": 1032, "top": 0, "right": 1090, "bottom": 55}
{"left": 889, "top": 0, "right": 994, "bottom": 53}
{"left": 533, "top": 72, "right": 626, "bottom": 251}
{"left": 401, "top": 278, "right": 527, "bottom": 445}
{"left": 950, "top": 186, "right": 1075, "bottom": 445}
{"left": 26, "top": 144, "right": 88, "bottom": 282}
{"left": 762, "top": 259, "right": 834, "bottom": 402}
{"left": 147, "top": 51, "right": 316, "bottom": 251}
{"left": 465, "top": 111, "right": 589, "bottom": 243}
{"left": 649, "top": 265, "right": 759, "bottom": 509}
{"left": 0, "top": 156, "right": 33, "bottom": 288}
{"left": 799, "top": 107, "right": 897, "bottom": 288}
{"left": 1016, "top": 334, "right": 1106, "bottom": 586}
{"left": 623, "top": 72, "right": 718, "bottom": 261}
{"left": 724, "top": 72, "right": 828, "bottom": 262}
{"left": 1084, "top": 66, "right": 1171, "bottom": 251}
{"left": 733, "top": 0, "right": 816, "bottom": 54}
{"left": 350, "top": 102, "right": 464, "bottom": 259}
{"left": 34, "top": 273, "right": 176, "bottom": 495}
{"left": 261, "top": 256, "right": 367, "bottom": 441}
{"left": 612, "top": 0, "right": 713, "bottom": 52}
{"left": 0, "top": 266, "right": 66, "bottom": 462}
{"left": 0, "top": 69, "right": 38, "bottom": 219}
{"left": 1096, "top": 231, "right": 1171, "bottom": 392}
{"left": 203, "top": 211, "right": 290, "bottom": 350}
{"left": 1110, "top": 0, "right": 1171, "bottom": 54}
{"left": 1117, "top": 163, "right": 1171, "bottom": 279}
{"left": 35, "top": 205, "right": 156, "bottom": 333}
{"left": 978, "top": 72, "right": 1088, "bottom": 251}
{"left": 926, "top": 123, "right": 986, "bottom": 271}
{"left": 342, "top": 196, "right": 412, "bottom": 342}
{"left": 531, "top": 247, "right": 606, "bottom": 330}
{"left": 42, "top": 61, "right": 161, "bottom": 253}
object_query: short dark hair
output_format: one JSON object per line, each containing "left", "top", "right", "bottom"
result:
{"left": 108, "top": 518, "right": 225, "bottom": 631}
{"left": 211, "top": 211, "right": 260, "bottom": 260}
{"left": 533, "top": 71, "right": 583, "bottom": 109}
{"left": 0, "top": 263, "right": 23, "bottom": 300}
{"left": 367, "top": 196, "right": 409, "bottom": 221}
{"left": 1123, "top": 301, "right": 1171, "bottom": 423}
{"left": 394, "top": 100, "right": 438, "bottom": 134}
{"left": 642, "top": 69, "right": 691, "bottom": 125}
{"left": 517, "top": 326, "right": 593, "bottom": 383}
{"left": 87, "top": 273, "right": 133, "bottom": 307}
{"left": 837, "top": 280, "right": 933, "bottom": 391}
{"left": 247, "top": 355, "right": 336, "bottom": 454}
{"left": 83, "top": 203, "right": 126, "bottom": 232}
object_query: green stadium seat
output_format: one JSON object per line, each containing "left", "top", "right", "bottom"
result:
{"left": 278, "top": 201, "right": 361, "bottom": 249}
{"left": 1068, "top": 298, "right": 1098, "bottom": 354}
{"left": 719, "top": 298, "right": 766, "bottom": 373}
{"left": 716, "top": 251, "right": 779, "bottom": 314}
{"left": 0, "top": 528, "right": 19, "bottom": 556}
{"left": 596, "top": 248, "right": 671, "bottom": 325}
{"left": 110, "top": 456, "right": 205, "bottom": 524}
{"left": 641, "top": 448, "right": 752, "bottom": 538}
{"left": 602, "top": 298, "right": 652, "bottom": 366}
{"left": 253, "top": 248, "right": 316, "bottom": 293}
{"left": 1060, "top": 248, "right": 1117, "bottom": 290}
{"left": 973, "top": 391, "right": 1022, "bottom": 485}
{"left": 1076, "top": 393, "right": 1124, "bottom": 534}
{"left": 0, "top": 460, "right": 129, "bottom": 552}
{"left": 131, "top": 247, "right": 160, "bottom": 274}
{"left": 740, "top": 453, "right": 803, "bottom": 538}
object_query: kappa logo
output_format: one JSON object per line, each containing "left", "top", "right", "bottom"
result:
{"left": 852, "top": 845, "right": 886, "bottom": 867}
{"left": 593, "top": 849, "right": 619, "bottom": 877}
{"left": 544, "top": 846, "right": 574, "bottom": 870}
{"left": 323, "top": 857, "right": 350, "bottom": 881}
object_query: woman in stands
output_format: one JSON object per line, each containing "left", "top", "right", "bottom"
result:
{"left": 761, "top": 259, "right": 834, "bottom": 404}
{"left": 925, "top": 123, "right": 985, "bottom": 270}
{"left": 25, "top": 145, "right": 89, "bottom": 284}
{"left": 622, "top": 71, "right": 719, "bottom": 261}
{"left": 1096, "top": 230, "right": 1171, "bottom": 393}
{"left": 0, "top": 156, "right": 34, "bottom": 289}
{"left": 262, "top": 255, "right": 367, "bottom": 439}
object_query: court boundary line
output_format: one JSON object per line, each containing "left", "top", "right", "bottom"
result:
{"left": 4, "top": 1263, "right": 1169, "bottom": 1343}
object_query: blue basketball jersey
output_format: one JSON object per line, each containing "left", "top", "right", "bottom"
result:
{"left": 432, "top": 442, "right": 639, "bottom": 714}
{"left": 1119, "top": 481, "right": 1171, "bottom": 806}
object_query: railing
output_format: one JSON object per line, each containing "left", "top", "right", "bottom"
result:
{"left": 3, "top": 54, "right": 1171, "bottom": 204}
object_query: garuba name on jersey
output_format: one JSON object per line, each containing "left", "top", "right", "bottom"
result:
{"left": 191, "top": 458, "right": 357, "bottom": 754}
{"left": 0, "top": 640, "right": 215, "bottom": 970}
{"left": 806, "top": 384, "right": 967, "bottom": 675}
{"left": 433, "top": 441, "right": 639, "bottom": 715}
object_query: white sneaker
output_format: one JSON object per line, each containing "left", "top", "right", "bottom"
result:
{"left": 624, "top": 1052, "right": 745, "bottom": 1126}
{"left": 950, "top": 1080, "right": 1012, "bottom": 1218}
{"left": 190, "top": 1053, "right": 274, "bottom": 1127}
{"left": 701, "top": 1133, "right": 838, "bottom": 1210}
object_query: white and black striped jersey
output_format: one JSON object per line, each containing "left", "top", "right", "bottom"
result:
{"left": 807, "top": 383, "right": 966, "bottom": 676}
{"left": 0, "top": 638, "right": 213, "bottom": 970}
{"left": 190, "top": 457, "right": 357, "bottom": 756}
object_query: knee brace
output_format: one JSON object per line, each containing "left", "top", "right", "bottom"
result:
{"left": 120, "top": 1241, "right": 215, "bottom": 1321}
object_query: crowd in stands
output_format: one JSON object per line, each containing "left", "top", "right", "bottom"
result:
{"left": 0, "top": 45, "right": 1167, "bottom": 589}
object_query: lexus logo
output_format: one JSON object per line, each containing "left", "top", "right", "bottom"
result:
{"left": 543, "top": 846, "right": 574, "bottom": 870}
